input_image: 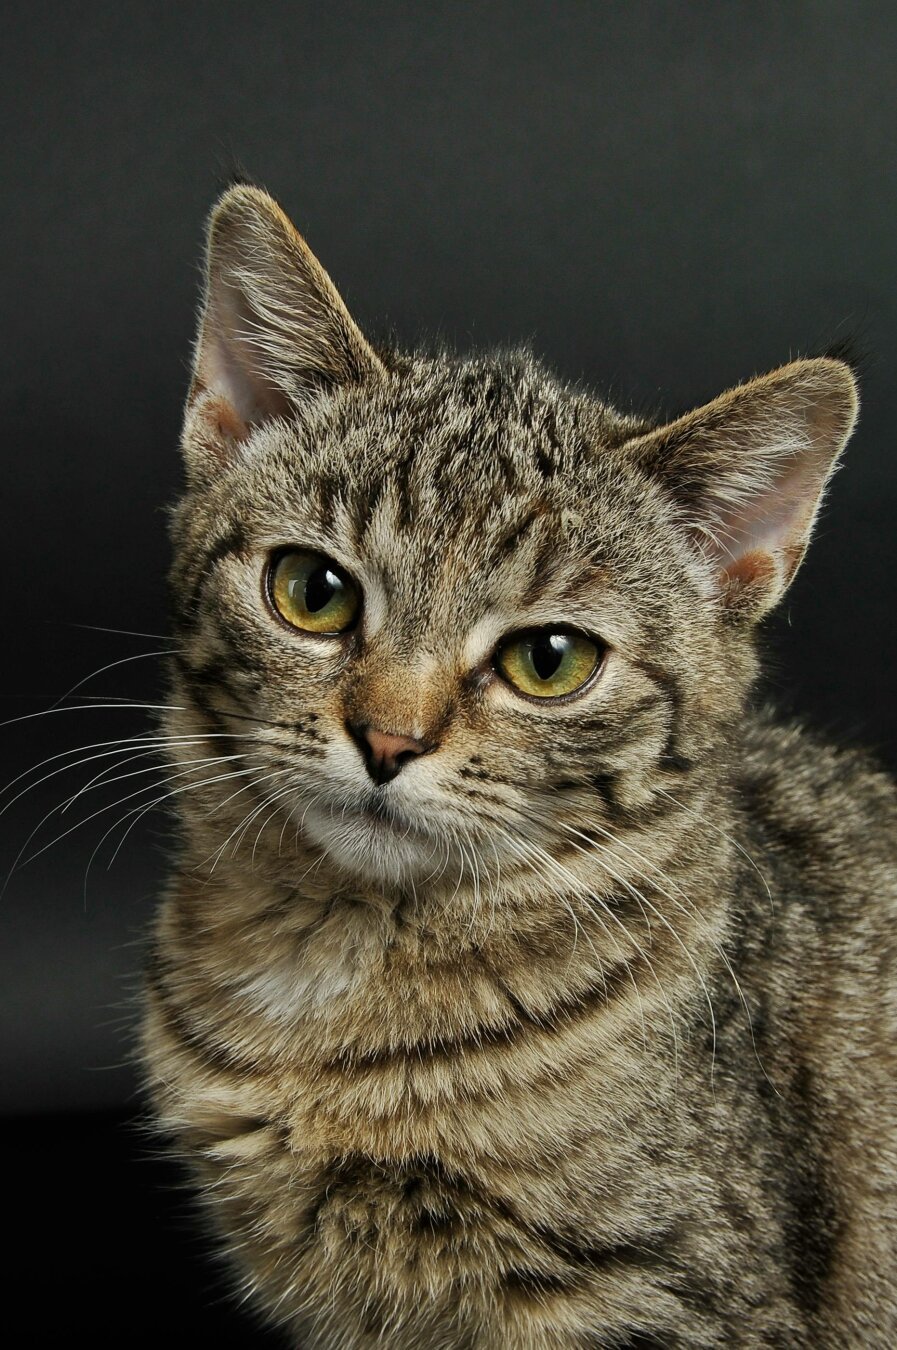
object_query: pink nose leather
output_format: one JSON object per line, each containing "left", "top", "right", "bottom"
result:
{"left": 347, "top": 723, "right": 428, "bottom": 785}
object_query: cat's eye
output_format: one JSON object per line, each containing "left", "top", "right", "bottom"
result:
{"left": 269, "top": 549, "right": 361, "bottom": 634}
{"left": 496, "top": 629, "right": 602, "bottom": 700}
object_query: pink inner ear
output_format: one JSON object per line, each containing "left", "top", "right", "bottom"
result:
{"left": 720, "top": 548, "right": 779, "bottom": 595}
{"left": 207, "top": 393, "right": 249, "bottom": 443}
{"left": 712, "top": 448, "right": 821, "bottom": 570}
{"left": 201, "top": 277, "right": 293, "bottom": 430}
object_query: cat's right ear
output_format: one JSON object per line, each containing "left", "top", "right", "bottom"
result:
{"left": 182, "top": 185, "right": 384, "bottom": 482}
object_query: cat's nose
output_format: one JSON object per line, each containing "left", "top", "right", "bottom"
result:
{"left": 346, "top": 722, "right": 429, "bottom": 786}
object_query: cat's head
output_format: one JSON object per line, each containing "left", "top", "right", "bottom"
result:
{"left": 168, "top": 186, "right": 857, "bottom": 889}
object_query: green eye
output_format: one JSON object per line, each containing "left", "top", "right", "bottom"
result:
{"left": 269, "top": 550, "right": 360, "bottom": 634}
{"left": 496, "top": 630, "right": 602, "bottom": 699}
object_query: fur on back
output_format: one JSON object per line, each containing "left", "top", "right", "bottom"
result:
{"left": 142, "top": 186, "right": 897, "bottom": 1348}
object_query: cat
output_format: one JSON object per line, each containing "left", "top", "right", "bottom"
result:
{"left": 142, "top": 184, "right": 897, "bottom": 1348}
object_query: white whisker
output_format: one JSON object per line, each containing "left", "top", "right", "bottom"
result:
{"left": 49, "top": 649, "right": 177, "bottom": 711}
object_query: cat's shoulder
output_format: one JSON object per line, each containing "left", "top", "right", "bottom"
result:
{"left": 735, "top": 708, "right": 897, "bottom": 875}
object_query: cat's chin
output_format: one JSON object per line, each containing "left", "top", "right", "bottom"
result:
{"left": 298, "top": 799, "right": 448, "bottom": 884}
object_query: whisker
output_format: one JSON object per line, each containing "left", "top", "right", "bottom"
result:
{"left": 250, "top": 784, "right": 302, "bottom": 869}
{"left": 0, "top": 731, "right": 261, "bottom": 821}
{"left": 496, "top": 831, "right": 607, "bottom": 1002}
{"left": 7, "top": 761, "right": 254, "bottom": 884}
{"left": 48, "top": 649, "right": 178, "bottom": 711}
{"left": 500, "top": 816, "right": 697, "bottom": 1068}
{"left": 0, "top": 701, "right": 186, "bottom": 730}
{"left": 654, "top": 785, "right": 774, "bottom": 912}
{"left": 62, "top": 751, "right": 247, "bottom": 817}
{"left": 560, "top": 816, "right": 773, "bottom": 1090}
{"left": 54, "top": 621, "right": 178, "bottom": 643}
{"left": 85, "top": 763, "right": 267, "bottom": 885}
{"left": 201, "top": 766, "right": 298, "bottom": 874}
{"left": 229, "top": 774, "right": 298, "bottom": 860}
{"left": 83, "top": 757, "right": 252, "bottom": 897}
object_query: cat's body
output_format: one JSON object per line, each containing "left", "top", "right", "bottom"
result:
{"left": 143, "top": 187, "right": 897, "bottom": 1347}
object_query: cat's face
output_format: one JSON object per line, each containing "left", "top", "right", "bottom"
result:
{"left": 174, "top": 359, "right": 722, "bottom": 885}
{"left": 168, "top": 187, "right": 857, "bottom": 892}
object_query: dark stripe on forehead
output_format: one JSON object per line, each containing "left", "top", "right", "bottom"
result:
{"left": 394, "top": 439, "right": 421, "bottom": 533}
{"left": 527, "top": 397, "right": 567, "bottom": 478}
{"left": 311, "top": 471, "right": 343, "bottom": 535}
{"left": 521, "top": 531, "right": 566, "bottom": 606}
{"left": 347, "top": 474, "right": 388, "bottom": 551}
{"left": 493, "top": 445, "right": 520, "bottom": 491}
{"left": 534, "top": 445, "right": 555, "bottom": 478}
{"left": 488, "top": 502, "right": 550, "bottom": 569}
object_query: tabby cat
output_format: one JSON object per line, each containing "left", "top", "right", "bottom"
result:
{"left": 143, "top": 185, "right": 897, "bottom": 1348}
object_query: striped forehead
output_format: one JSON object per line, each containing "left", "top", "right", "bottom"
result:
{"left": 229, "top": 364, "right": 635, "bottom": 644}
{"left": 297, "top": 463, "right": 609, "bottom": 658}
{"left": 338, "top": 477, "right": 552, "bottom": 631}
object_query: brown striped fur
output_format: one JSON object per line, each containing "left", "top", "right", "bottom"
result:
{"left": 142, "top": 186, "right": 897, "bottom": 1347}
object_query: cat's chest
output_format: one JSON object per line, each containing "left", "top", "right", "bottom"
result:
{"left": 230, "top": 899, "right": 520, "bottom": 1072}
{"left": 152, "top": 893, "right": 692, "bottom": 1345}
{"left": 209, "top": 903, "right": 599, "bottom": 1171}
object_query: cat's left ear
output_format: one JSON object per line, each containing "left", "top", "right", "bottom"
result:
{"left": 623, "top": 358, "right": 859, "bottom": 619}
{"left": 183, "top": 185, "right": 384, "bottom": 480}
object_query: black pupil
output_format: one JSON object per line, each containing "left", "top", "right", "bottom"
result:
{"left": 531, "top": 633, "right": 567, "bottom": 681}
{"left": 305, "top": 565, "right": 340, "bottom": 613}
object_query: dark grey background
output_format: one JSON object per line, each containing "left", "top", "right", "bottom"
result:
{"left": 2, "top": 1, "right": 895, "bottom": 1116}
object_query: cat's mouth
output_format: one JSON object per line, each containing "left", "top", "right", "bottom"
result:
{"left": 359, "top": 794, "right": 409, "bottom": 827}
{"left": 353, "top": 794, "right": 429, "bottom": 841}
{"left": 298, "top": 789, "right": 443, "bottom": 881}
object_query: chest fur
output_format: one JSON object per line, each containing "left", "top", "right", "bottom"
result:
{"left": 144, "top": 889, "right": 753, "bottom": 1345}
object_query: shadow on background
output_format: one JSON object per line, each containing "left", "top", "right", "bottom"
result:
{"left": 4, "top": 1110, "right": 284, "bottom": 1344}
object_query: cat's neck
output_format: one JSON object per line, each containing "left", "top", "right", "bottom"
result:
{"left": 168, "top": 779, "right": 736, "bottom": 1051}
